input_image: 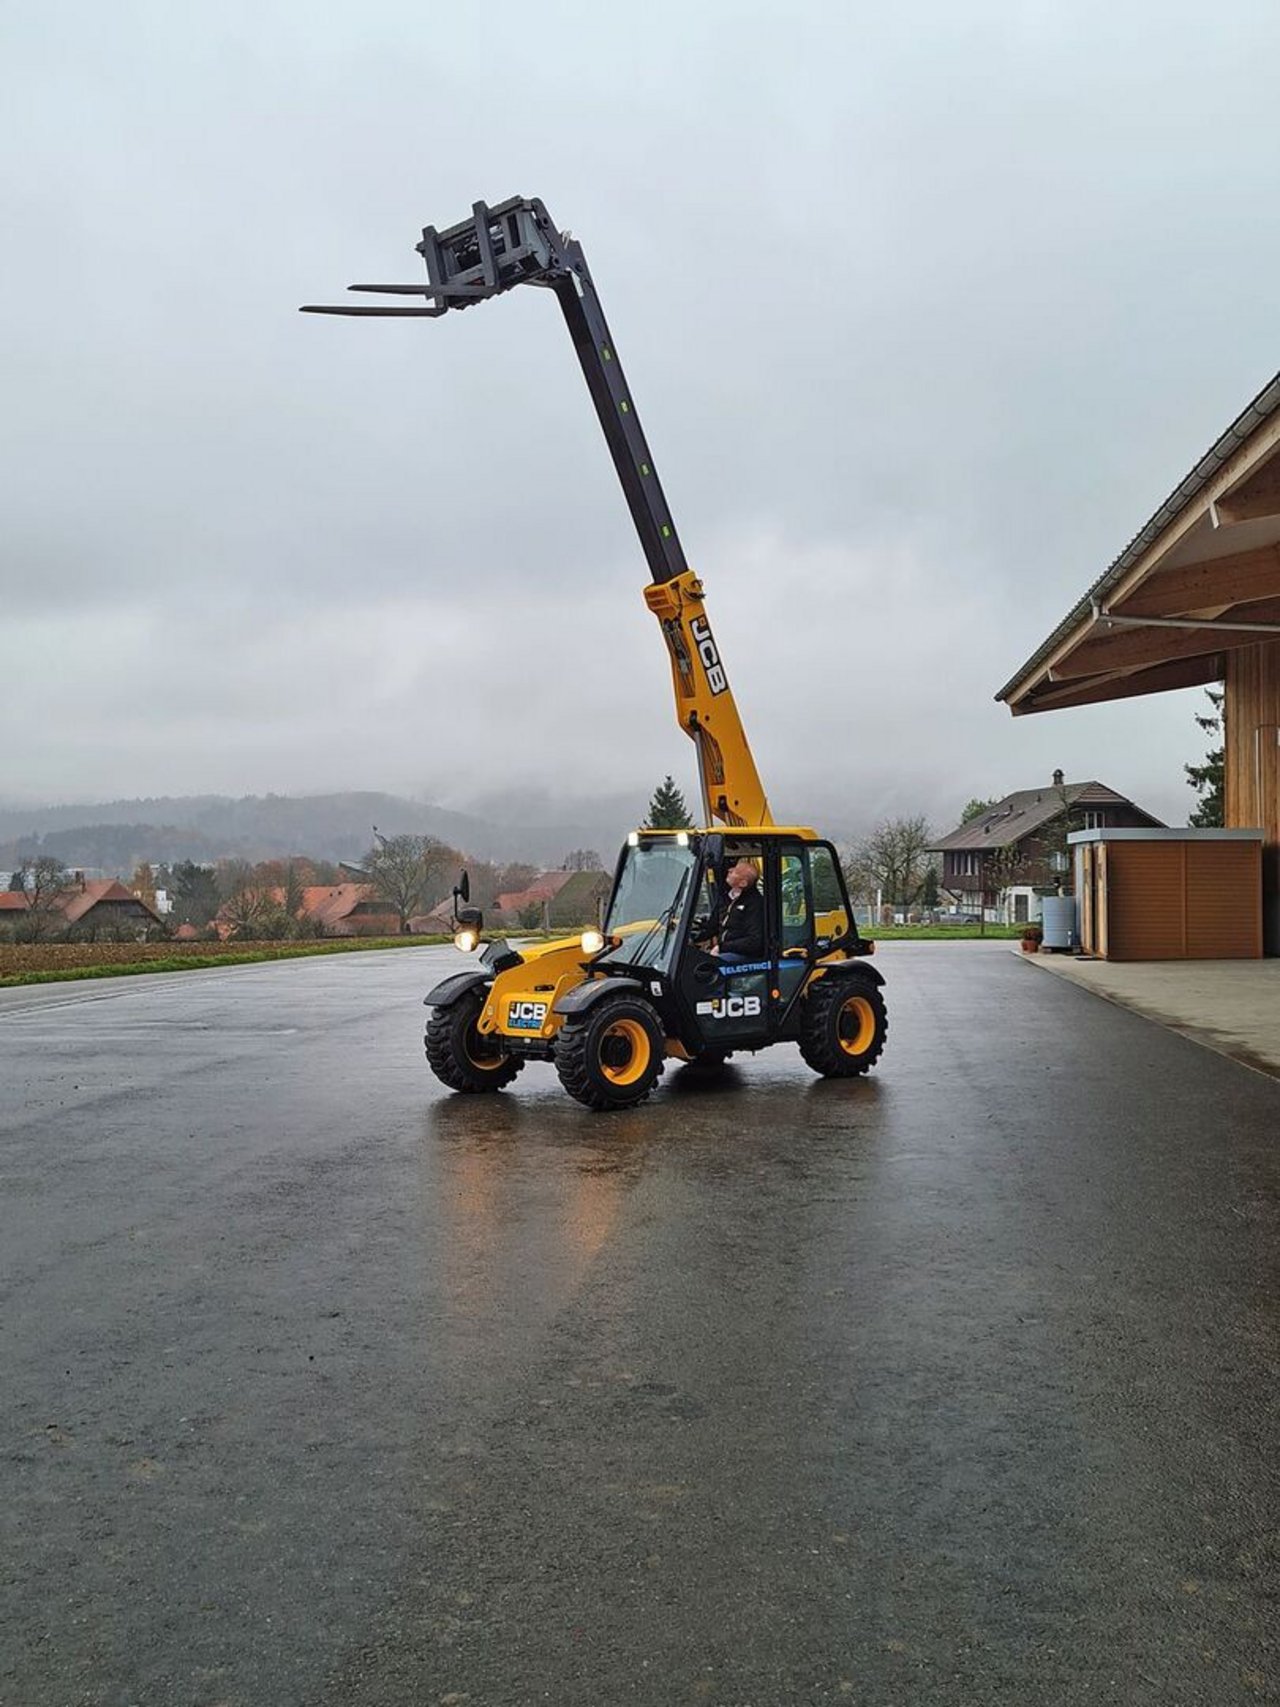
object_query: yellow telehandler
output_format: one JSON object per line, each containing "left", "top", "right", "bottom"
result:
{"left": 305, "top": 198, "right": 886, "bottom": 1110}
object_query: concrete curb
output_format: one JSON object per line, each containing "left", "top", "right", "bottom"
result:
{"left": 1018, "top": 947, "right": 1280, "bottom": 1084}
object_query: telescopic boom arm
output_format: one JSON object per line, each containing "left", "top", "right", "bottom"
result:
{"left": 302, "top": 196, "right": 771, "bottom": 828}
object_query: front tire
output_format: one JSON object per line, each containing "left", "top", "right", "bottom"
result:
{"left": 799, "top": 978, "right": 887, "bottom": 1078}
{"left": 425, "top": 991, "right": 524, "bottom": 1093}
{"left": 555, "top": 994, "right": 665, "bottom": 1111}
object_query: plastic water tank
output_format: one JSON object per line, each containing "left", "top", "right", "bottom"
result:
{"left": 1040, "top": 894, "right": 1077, "bottom": 951}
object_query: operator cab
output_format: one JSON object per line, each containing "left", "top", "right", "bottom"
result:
{"left": 596, "top": 829, "right": 868, "bottom": 1053}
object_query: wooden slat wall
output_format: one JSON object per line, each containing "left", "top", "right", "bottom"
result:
{"left": 1106, "top": 844, "right": 1186, "bottom": 959}
{"left": 1185, "top": 841, "right": 1263, "bottom": 958}
{"left": 1102, "top": 841, "right": 1262, "bottom": 960}
{"left": 1224, "top": 639, "right": 1280, "bottom": 953}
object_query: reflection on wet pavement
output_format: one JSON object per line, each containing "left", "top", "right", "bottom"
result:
{"left": 2, "top": 943, "right": 1277, "bottom": 1706}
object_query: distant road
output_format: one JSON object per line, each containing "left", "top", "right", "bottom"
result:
{"left": 2, "top": 943, "right": 1277, "bottom": 1705}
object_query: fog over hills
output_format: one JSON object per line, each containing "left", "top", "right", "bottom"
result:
{"left": 0, "top": 789, "right": 654, "bottom": 872}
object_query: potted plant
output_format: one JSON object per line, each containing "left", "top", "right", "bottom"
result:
{"left": 1020, "top": 921, "right": 1043, "bottom": 953}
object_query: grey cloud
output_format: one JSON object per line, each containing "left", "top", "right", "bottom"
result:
{"left": 3, "top": 0, "right": 1276, "bottom": 839}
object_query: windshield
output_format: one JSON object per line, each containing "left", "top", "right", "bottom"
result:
{"left": 602, "top": 843, "right": 697, "bottom": 973}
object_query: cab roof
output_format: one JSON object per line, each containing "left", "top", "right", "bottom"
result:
{"left": 632, "top": 825, "right": 820, "bottom": 840}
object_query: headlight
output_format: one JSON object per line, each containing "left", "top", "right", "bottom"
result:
{"left": 580, "top": 927, "right": 605, "bottom": 955}
{"left": 454, "top": 927, "right": 480, "bottom": 953}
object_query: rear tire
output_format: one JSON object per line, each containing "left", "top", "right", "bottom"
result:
{"left": 555, "top": 994, "right": 665, "bottom": 1111}
{"left": 799, "top": 978, "right": 887, "bottom": 1078}
{"left": 425, "top": 990, "right": 524, "bottom": 1093}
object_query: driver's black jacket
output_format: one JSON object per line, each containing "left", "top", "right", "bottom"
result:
{"left": 718, "top": 886, "right": 765, "bottom": 958}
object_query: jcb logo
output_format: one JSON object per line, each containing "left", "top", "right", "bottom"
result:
{"left": 690, "top": 616, "right": 728, "bottom": 696}
{"left": 696, "top": 995, "right": 762, "bottom": 1019}
{"left": 508, "top": 1000, "right": 548, "bottom": 1030}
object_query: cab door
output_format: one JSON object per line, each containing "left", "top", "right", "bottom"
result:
{"left": 673, "top": 854, "right": 772, "bottom": 1049}
{"left": 774, "top": 842, "right": 814, "bottom": 1009}
{"left": 773, "top": 841, "right": 855, "bottom": 1014}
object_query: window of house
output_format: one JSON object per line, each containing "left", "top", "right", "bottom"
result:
{"left": 1082, "top": 811, "right": 1105, "bottom": 830}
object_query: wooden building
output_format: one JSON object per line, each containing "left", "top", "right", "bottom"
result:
{"left": 1071, "top": 829, "right": 1263, "bottom": 961}
{"left": 997, "top": 371, "right": 1280, "bottom": 953}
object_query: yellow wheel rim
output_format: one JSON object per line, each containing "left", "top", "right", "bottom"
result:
{"left": 600, "top": 1018, "right": 651, "bottom": 1086}
{"left": 837, "top": 995, "right": 877, "bottom": 1057}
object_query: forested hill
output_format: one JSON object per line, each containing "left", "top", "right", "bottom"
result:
{"left": 0, "top": 790, "right": 627, "bottom": 871}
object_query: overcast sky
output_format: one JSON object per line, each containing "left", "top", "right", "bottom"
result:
{"left": 5, "top": 0, "right": 1280, "bottom": 838}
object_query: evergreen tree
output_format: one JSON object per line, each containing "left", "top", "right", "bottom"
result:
{"left": 170, "top": 860, "right": 221, "bottom": 927}
{"left": 960, "top": 797, "right": 998, "bottom": 824}
{"left": 645, "top": 775, "right": 693, "bottom": 829}
{"left": 1185, "top": 688, "right": 1225, "bottom": 827}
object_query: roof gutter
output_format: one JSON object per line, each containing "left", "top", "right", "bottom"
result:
{"left": 996, "top": 368, "right": 1280, "bottom": 704}
{"left": 1088, "top": 597, "right": 1280, "bottom": 637}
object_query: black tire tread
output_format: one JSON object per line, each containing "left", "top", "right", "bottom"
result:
{"left": 554, "top": 995, "right": 664, "bottom": 1112}
{"left": 425, "top": 994, "right": 523, "bottom": 1093}
{"left": 799, "top": 977, "right": 888, "bottom": 1078}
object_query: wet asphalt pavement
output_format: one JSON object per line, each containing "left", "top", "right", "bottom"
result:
{"left": 1, "top": 942, "right": 1277, "bottom": 1707}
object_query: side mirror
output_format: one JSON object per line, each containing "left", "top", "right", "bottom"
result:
{"left": 451, "top": 870, "right": 470, "bottom": 924}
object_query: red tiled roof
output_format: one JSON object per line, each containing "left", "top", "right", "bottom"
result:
{"left": 411, "top": 900, "right": 457, "bottom": 932}
{"left": 56, "top": 879, "right": 160, "bottom": 926}
{"left": 299, "top": 884, "right": 397, "bottom": 928}
{"left": 495, "top": 871, "right": 575, "bottom": 912}
{"left": 1, "top": 881, "right": 159, "bottom": 920}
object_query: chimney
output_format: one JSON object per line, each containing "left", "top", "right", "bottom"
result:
{"left": 1052, "top": 768, "right": 1064, "bottom": 788}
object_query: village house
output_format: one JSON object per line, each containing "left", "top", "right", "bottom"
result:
{"left": 298, "top": 884, "right": 400, "bottom": 936}
{"left": 214, "top": 882, "right": 400, "bottom": 939}
{"left": 930, "top": 771, "right": 1163, "bottom": 924}
{"left": 490, "top": 869, "right": 611, "bottom": 931}
{"left": 0, "top": 877, "right": 164, "bottom": 938}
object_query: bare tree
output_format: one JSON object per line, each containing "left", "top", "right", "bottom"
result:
{"left": 848, "top": 816, "right": 933, "bottom": 913}
{"left": 283, "top": 861, "right": 306, "bottom": 921}
{"left": 13, "top": 856, "right": 70, "bottom": 942}
{"left": 366, "top": 832, "right": 451, "bottom": 934}
{"left": 1036, "top": 781, "right": 1082, "bottom": 894}
{"left": 981, "top": 842, "right": 1025, "bottom": 928}
{"left": 562, "top": 848, "right": 602, "bottom": 872}
{"left": 219, "top": 876, "right": 285, "bottom": 941}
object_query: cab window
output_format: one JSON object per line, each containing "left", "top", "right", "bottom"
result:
{"left": 779, "top": 851, "right": 810, "bottom": 951}
{"left": 809, "top": 844, "right": 850, "bottom": 942}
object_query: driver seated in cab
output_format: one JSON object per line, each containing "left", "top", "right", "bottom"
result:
{"left": 708, "top": 860, "right": 765, "bottom": 964}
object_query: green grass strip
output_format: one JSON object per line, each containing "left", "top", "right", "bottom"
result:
{"left": 866, "top": 925, "right": 1025, "bottom": 940}
{"left": 0, "top": 936, "right": 452, "bottom": 988}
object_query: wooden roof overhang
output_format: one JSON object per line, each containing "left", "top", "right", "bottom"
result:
{"left": 998, "top": 372, "right": 1280, "bottom": 715}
